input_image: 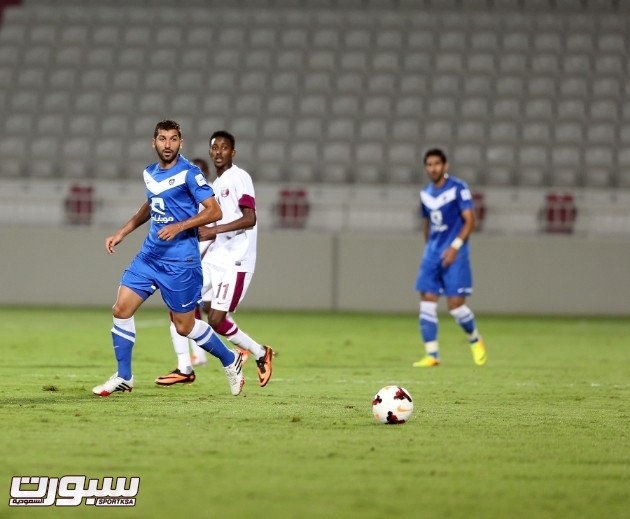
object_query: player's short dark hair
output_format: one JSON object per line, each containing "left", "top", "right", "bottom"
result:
{"left": 154, "top": 120, "right": 181, "bottom": 139}
{"left": 423, "top": 148, "right": 447, "bottom": 164}
{"left": 210, "top": 130, "right": 236, "bottom": 149}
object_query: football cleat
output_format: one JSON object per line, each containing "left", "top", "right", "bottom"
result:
{"left": 412, "top": 355, "right": 441, "bottom": 368}
{"left": 471, "top": 338, "right": 487, "bottom": 366}
{"left": 92, "top": 373, "right": 134, "bottom": 396}
{"left": 235, "top": 346, "right": 250, "bottom": 365}
{"left": 224, "top": 351, "right": 245, "bottom": 396}
{"left": 255, "top": 345, "right": 274, "bottom": 387}
{"left": 155, "top": 369, "right": 196, "bottom": 386}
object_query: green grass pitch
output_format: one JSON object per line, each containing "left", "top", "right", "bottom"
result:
{"left": 0, "top": 307, "right": 628, "bottom": 519}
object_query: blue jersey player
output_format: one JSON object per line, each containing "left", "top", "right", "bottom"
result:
{"left": 413, "top": 148, "right": 487, "bottom": 367}
{"left": 92, "top": 120, "right": 245, "bottom": 396}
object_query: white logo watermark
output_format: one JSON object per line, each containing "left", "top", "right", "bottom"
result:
{"left": 8, "top": 476, "right": 140, "bottom": 507}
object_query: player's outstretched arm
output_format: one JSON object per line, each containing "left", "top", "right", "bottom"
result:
{"left": 105, "top": 202, "right": 151, "bottom": 254}
{"left": 158, "top": 196, "right": 222, "bottom": 241}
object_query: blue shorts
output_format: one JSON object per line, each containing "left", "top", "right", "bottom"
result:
{"left": 121, "top": 253, "right": 202, "bottom": 313}
{"left": 415, "top": 251, "right": 473, "bottom": 297}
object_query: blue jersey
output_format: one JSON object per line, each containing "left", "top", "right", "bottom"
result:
{"left": 140, "top": 154, "right": 214, "bottom": 264}
{"left": 420, "top": 175, "right": 473, "bottom": 256}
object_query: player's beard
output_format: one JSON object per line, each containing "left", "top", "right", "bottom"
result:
{"left": 157, "top": 146, "right": 180, "bottom": 166}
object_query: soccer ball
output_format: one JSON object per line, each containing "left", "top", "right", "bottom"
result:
{"left": 372, "top": 386, "right": 414, "bottom": 424}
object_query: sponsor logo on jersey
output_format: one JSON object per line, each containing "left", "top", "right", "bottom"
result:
{"left": 221, "top": 188, "right": 230, "bottom": 197}
{"left": 152, "top": 215, "right": 175, "bottom": 224}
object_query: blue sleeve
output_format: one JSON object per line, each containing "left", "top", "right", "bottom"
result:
{"left": 186, "top": 167, "right": 215, "bottom": 205}
{"left": 457, "top": 182, "right": 474, "bottom": 212}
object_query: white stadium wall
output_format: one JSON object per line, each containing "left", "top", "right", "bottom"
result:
{"left": 1, "top": 226, "right": 628, "bottom": 316}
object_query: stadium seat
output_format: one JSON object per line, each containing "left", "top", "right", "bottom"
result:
{"left": 492, "top": 97, "right": 521, "bottom": 119}
{"left": 425, "top": 120, "right": 454, "bottom": 142}
{"left": 321, "top": 163, "right": 350, "bottom": 183}
{"left": 62, "top": 137, "right": 92, "bottom": 160}
{"left": 592, "top": 77, "right": 621, "bottom": 99}
{"left": 239, "top": 70, "right": 269, "bottom": 93}
{"left": 203, "top": 93, "right": 232, "bottom": 116}
{"left": 299, "top": 94, "right": 328, "bottom": 116}
{"left": 589, "top": 99, "right": 618, "bottom": 121}
{"left": 527, "top": 76, "right": 556, "bottom": 97}
{"left": 303, "top": 72, "right": 332, "bottom": 93}
{"left": 276, "top": 50, "right": 304, "bottom": 71}
{"left": 358, "top": 119, "right": 388, "bottom": 140}
{"left": 70, "top": 114, "right": 99, "bottom": 135}
{"left": 457, "top": 121, "right": 485, "bottom": 142}
{"left": 400, "top": 73, "right": 428, "bottom": 94}
{"left": 461, "top": 97, "right": 489, "bottom": 119}
{"left": 23, "top": 46, "right": 52, "bottom": 66}
{"left": 308, "top": 51, "right": 336, "bottom": 71}
{"left": 326, "top": 118, "right": 355, "bottom": 140}
{"left": 132, "top": 115, "right": 160, "bottom": 137}
{"left": 289, "top": 163, "right": 318, "bottom": 183}
{"left": 294, "top": 117, "right": 324, "bottom": 140}
{"left": 290, "top": 141, "right": 319, "bottom": 164}
{"left": 403, "top": 51, "right": 432, "bottom": 72}
{"left": 453, "top": 144, "right": 483, "bottom": 169}
{"left": 322, "top": 141, "right": 352, "bottom": 165}
{"left": 331, "top": 95, "right": 360, "bottom": 116}
{"left": 499, "top": 53, "right": 528, "bottom": 73}
{"left": 467, "top": 53, "right": 495, "bottom": 74}
{"left": 594, "top": 54, "right": 622, "bottom": 75}
{"left": 524, "top": 98, "right": 554, "bottom": 120}
{"left": 470, "top": 31, "right": 498, "bottom": 51}
{"left": 271, "top": 71, "right": 300, "bottom": 93}
{"left": 431, "top": 74, "right": 459, "bottom": 95}
{"left": 557, "top": 98, "right": 587, "bottom": 120}
{"left": 464, "top": 75, "right": 492, "bottom": 96}
{"left": 230, "top": 116, "right": 259, "bottom": 140}
{"left": 559, "top": 76, "right": 589, "bottom": 98}
{"left": 344, "top": 29, "right": 370, "bottom": 49}
{"left": 391, "top": 119, "right": 421, "bottom": 141}
{"left": 261, "top": 118, "right": 291, "bottom": 139}
{"left": 375, "top": 30, "right": 403, "bottom": 49}
{"left": 495, "top": 75, "right": 525, "bottom": 96}
{"left": 312, "top": 28, "right": 340, "bottom": 49}
{"left": 522, "top": 121, "right": 551, "bottom": 143}
{"left": 428, "top": 97, "right": 457, "bottom": 118}
{"left": 488, "top": 121, "right": 518, "bottom": 143}
{"left": 340, "top": 51, "right": 368, "bottom": 71}
{"left": 439, "top": 31, "right": 467, "bottom": 51}
{"left": 30, "top": 159, "right": 57, "bottom": 178}
{"left": 16, "top": 67, "right": 46, "bottom": 89}
{"left": 586, "top": 123, "right": 615, "bottom": 143}
{"left": 435, "top": 52, "right": 464, "bottom": 73}
{"left": 554, "top": 122, "right": 584, "bottom": 144}
{"left": 367, "top": 74, "right": 396, "bottom": 94}
{"left": 407, "top": 31, "right": 433, "bottom": 50}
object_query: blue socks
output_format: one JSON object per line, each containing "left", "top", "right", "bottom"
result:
{"left": 188, "top": 319, "right": 235, "bottom": 367}
{"left": 450, "top": 305, "right": 480, "bottom": 343}
{"left": 419, "top": 301, "right": 439, "bottom": 358}
{"left": 111, "top": 317, "right": 135, "bottom": 380}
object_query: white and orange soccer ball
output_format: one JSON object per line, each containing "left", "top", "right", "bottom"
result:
{"left": 372, "top": 386, "right": 414, "bottom": 424}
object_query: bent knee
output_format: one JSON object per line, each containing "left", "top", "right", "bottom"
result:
{"left": 173, "top": 322, "right": 193, "bottom": 336}
{"left": 112, "top": 303, "right": 134, "bottom": 320}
